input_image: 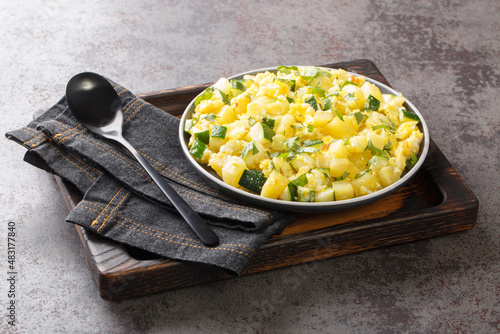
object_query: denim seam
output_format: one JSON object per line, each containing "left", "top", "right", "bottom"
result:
{"left": 47, "top": 142, "right": 98, "bottom": 181}
{"left": 79, "top": 203, "right": 253, "bottom": 258}
{"left": 97, "top": 190, "right": 130, "bottom": 233}
{"left": 81, "top": 200, "right": 255, "bottom": 254}
{"left": 93, "top": 187, "right": 124, "bottom": 228}
{"left": 124, "top": 102, "right": 147, "bottom": 124}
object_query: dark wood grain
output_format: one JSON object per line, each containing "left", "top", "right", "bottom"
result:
{"left": 54, "top": 59, "right": 478, "bottom": 301}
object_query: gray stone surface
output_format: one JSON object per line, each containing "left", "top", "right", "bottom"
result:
{"left": 1, "top": 0, "right": 498, "bottom": 333}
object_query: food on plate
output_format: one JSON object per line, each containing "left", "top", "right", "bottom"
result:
{"left": 184, "top": 66, "right": 423, "bottom": 202}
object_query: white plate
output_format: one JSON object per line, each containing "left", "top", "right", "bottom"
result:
{"left": 179, "top": 66, "right": 430, "bottom": 213}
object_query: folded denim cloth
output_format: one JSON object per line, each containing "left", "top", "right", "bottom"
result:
{"left": 6, "top": 78, "right": 297, "bottom": 275}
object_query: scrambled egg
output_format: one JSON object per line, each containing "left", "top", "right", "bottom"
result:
{"left": 185, "top": 66, "right": 423, "bottom": 202}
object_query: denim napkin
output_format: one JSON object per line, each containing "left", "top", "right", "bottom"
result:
{"left": 6, "top": 78, "right": 297, "bottom": 275}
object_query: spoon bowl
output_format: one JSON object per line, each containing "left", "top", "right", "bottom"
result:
{"left": 66, "top": 72, "right": 219, "bottom": 246}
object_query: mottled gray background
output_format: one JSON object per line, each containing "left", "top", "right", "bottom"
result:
{"left": 1, "top": 1, "right": 499, "bottom": 333}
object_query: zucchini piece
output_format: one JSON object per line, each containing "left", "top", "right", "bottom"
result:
{"left": 209, "top": 125, "right": 227, "bottom": 149}
{"left": 285, "top": 173, "right": 309, "bottom": 201}
{"left": 189, "top": 140, "right": 207, "bottom": 160}
{"left": 184, "top": 118, "right": 196, "bottom": 134}
{"left": 277, "top": 65, "right": 299, "bottom": 75}
{"left": 238, "top": 169, "right": 267, "bottom": 194}
{"left": 211, "top": 125, "right": 227, "bottom": 139}
{"left": 286, "top": 182, "right": 298, "bottom": 201}
{"left": 315, "top": 187, "right": 334, "bottom": 202}
{"left": 231, "top": 79, "right": 245, "bottom": 91}
{"left": 298, "top": 187, "right": 315, "bottom": 202}
{"left": 194, "top": 130, "right": 210, "bottom": 144}
{"left": 316, "top": 167, "right": 330, "bottom": 178}
{"left": 280, "top": 185, "right": 292, "bottom": 201}
{"left": 250, "top": 122, "right": 275, "bottom": 143}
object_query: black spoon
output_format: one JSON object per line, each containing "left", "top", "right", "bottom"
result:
{"left": 65, "top": 72, "right": 219, "bottom": 246}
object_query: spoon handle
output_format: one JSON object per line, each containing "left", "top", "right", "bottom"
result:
{"left": 117, "top": 137, "right": 219, "bottom": 247}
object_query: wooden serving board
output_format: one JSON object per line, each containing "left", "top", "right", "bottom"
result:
{"left": 54, "top": 59, "right": 479, "bottom": 301}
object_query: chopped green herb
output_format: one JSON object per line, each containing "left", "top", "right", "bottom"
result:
{"left": 406, "top": 152, "right": 418, "bottom": 170}
{"left": 353, "top": 112, "right": 369, "bottom": 124}
{"left": 365, "top": 138, "right": 388, "bottom": 156}
{"left": 342, "top": 80, "right": 358, "bottom": 87}
{"left": 401, "top": 108, "right": 421, "bottom": 122}
{"left": 368, "top": 155, "right": 389, "bottom": 166}
{"left": 291, "top": 173, "right": 308, "bottom": 186}
{"left": 336, "top": 172, "right": 350, "bottom": 181}
{"left": 302, "top": 139, "right": 323, "bottom": 147}
{"left": 216, "top": 88, "right": 230, "bottom": 105}
{"left": 323, "top": 98, "right": 332, "bottom": 110}
{"left": 267, "top": 151, "right": 280, "bottom": 158}
{"left": 285, "top": 136, "right": 301, "bottom": 152}
{"left": 248, "top": 116, "right": 256, "bottom": 127}
{"left": 343, "top": 92, "right": 358, "bottom": 102}
{"left": 366, "top": 94, "right": 380, "bottom": 111}
{"left": 381, "top": 118, "right": 396, "bottom": 133}
{"left": 355, "top": 169, "right": 372, "bottom": 179}
{"left": 261, "top": 122, "right": 275, "bottom": 141}
{"left": 305, "top": 95, "right": 319, "bottom": 110}
{"left": 307, "top": 124, "right": 314, "bottom": 133}
{"left": 202, "top": 113, "right": 217, "bottom": 122}
{"left": 335, "top": 110, "right": 344, "bottom": 121}
{"left": 194, "top": 88, "right": 214, "bottom": 106}
{"left": 372, "top": 124, "right": 387, "bottom": 131}
{"left": 383, "top": 139, "right": 392, "bottom": 152}
{"left": 297, "top": 147, "right": 319, "bottom": 154}
{"left": 262, "top": 117, "right": 275, "bottom": 129}
{"left": 286, "top": 97, "right": 295, "bottom": 104}
{"left": 311, "top": 86, "right": 326, "bottom": 98}
{"left": 241, "top": 140, "right": 259, "bottom": 159}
